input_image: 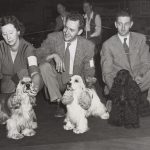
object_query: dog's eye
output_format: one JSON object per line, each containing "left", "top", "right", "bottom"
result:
{"left": 75, "top": 79, "right": 78, "bottom": 83}
{"left": 21, "top": 81, "right": 25, "bottom": 84}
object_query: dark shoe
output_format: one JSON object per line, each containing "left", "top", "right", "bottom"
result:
{"left": 54, "top": 101, "right": 66, "bottom": 118}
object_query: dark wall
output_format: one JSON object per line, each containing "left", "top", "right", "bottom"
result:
{"left": 1, "top": 0, "right": 150, "bottom": 46}
{"left": 0, "top": 0, "right": 83, "bottom": 34}
{"left": 0, "top": 0, "right": 123, "bottom": 34}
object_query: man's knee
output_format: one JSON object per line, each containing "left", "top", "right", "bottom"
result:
{"left": 39, "top": 62, "right": 54, "bottom": 74}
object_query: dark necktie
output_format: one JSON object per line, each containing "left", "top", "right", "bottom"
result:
{"left": 62, "top": 42, "right": 71, "bottom": 84}
{"left": 123, "top": 38, "right": 131, "bottom": 67}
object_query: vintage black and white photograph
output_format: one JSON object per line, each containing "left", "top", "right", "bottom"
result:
{"left": 0, "top": 0, "right": 150, "bottom": 150}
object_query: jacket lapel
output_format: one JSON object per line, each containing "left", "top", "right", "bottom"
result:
{"left": 57, "top": 33, "right": 65, "bottom": 58}
{"left": 129, "top": 32, "right": 138, "bottom": 68}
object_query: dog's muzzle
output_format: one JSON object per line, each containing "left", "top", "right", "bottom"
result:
{"left": 22, "top": 82, "right": 37, "bottom": 96}
{"left": 26, "top": 83, "right": 31, "bottom": 90}
{"left": 66, "top": 82, "right": 73, "bottom": 90}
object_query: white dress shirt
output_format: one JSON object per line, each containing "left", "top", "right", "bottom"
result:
{"left": 118, "top": 33, "right": 130, "bottom": 47}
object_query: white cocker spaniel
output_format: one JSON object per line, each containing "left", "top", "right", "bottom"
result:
{"left": 62, "top": 75, "right": 109, "bottom": 134}
{"left": 0, "top": 77, "right": 38, "bottom": 140}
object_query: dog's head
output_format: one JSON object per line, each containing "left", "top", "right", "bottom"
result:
{"left": 8, "top": 77, "right": 37, "bottom": 111}
{"left": 114, "top": 69, "right": 132, "bottom": 86}
{"left": 67, "top": 75, "right": 85, "bottom": 91}
{"left": 16, "top": 76, "right": 38, "bottom": 97}
{"left": 62, "top": 75, "right": 91, "bottom": 110}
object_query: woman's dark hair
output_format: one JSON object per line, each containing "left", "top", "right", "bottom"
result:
{"left": 0, "top": 15, "right": 25, "bottom": 37}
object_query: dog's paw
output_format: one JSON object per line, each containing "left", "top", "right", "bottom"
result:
{"left": 63, "top": 124, "right": 74, "bottom": 130}
{"left": 7, "top": 132, "right": 24, "bottom": 140}
{"left": 73, "top": 128, "right": 88, "bottom": 134}
{"left": 100, "top": 112, "right": 109, "bottom": 119}
{"left": 22, "top": 129, "right": 36, "bottom": 137}
{"left": 31, "top": 122, "right": 37, "bottom": 129}
{"left": 64, "top": 118, "right": 69, "bottom": 123}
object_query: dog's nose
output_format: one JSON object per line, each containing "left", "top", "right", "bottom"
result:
{"left": 67, "top": 82, "right": 71, "bottom": 87}
{"left": 26, "top": 83, "right": 30, "bottom": 89}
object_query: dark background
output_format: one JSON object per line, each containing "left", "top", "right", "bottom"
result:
{"left": 0, "top": 0, "right": 150, "bottom": 46}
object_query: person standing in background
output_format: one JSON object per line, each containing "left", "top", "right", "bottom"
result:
{"left": 83, "top": 0, "right": 102, "bottom": 48}
{"left": 54, "top": 2, "right": 70, "bottom": 32}
{"left": 83, "top": 0, "right": 103, "bottom": 87}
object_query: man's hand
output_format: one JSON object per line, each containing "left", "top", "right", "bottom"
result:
{"left": 135, "top": 75, "right": 143, "bottom": 85}
{"left": 46, "top": 54, "right": 65, "bottom": 73}
{"left": 85, "top": 77, "right": 97, "bottom": 88}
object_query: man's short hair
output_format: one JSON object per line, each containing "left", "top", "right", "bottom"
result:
{"left": 56, "top": 1, "right": 67, "bottom": 9}
{"left": 116, "top": 9, "right": 133, "bottom": 22}
{"left": 66, "top": 12, "right": 85, "bottom": 30}
{"left": 83, "top": 0, "right": 93, "bottom": 6}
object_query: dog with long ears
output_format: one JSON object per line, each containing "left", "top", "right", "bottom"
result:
{"left": 0, "top": 76, "right": 38, "bottom": 139}
{"left": 108, "top": 69, "right": 141, "bottom": 128}
{"left": 62, "top": 75, "right": 109, "bottom": 134}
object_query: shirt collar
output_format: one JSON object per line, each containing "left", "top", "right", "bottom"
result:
{"left": 65, "top": 38, "right": 77, "bottom": 47}
{"left": 118, "top": 33, "right": 130, "bottom": 44}
{"left": 118, "top": 33, "right": 130, "bottom": 40}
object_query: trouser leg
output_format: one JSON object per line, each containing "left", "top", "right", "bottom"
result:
{"left": 139, "top": 70, "right": 150, "bottom": 101}
{"left": 39, "top": 62, "right": 64, "bottom": 102}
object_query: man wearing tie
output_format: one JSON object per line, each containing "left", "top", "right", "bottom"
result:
{"left": 37, "top": 13, "right": 96, "bottom": 117}
{"left": 101, "top": 10, "right": 150, "bottom": 106}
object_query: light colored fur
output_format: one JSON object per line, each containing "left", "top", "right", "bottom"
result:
{"left": 2, "top": 77, "right": 37, "bottom": 140}
{"left": 62, "top": 75, "right": 109, "bottom": 134}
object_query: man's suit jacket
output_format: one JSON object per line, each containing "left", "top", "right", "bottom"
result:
{"left": 101, "top": 32, "right": 150, "bottom": 89}
{"left": 36, "top": 31, "right": 95, "bottom": 79}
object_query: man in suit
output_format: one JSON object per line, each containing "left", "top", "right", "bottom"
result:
{"left": 37, "top": 13, "right": 96, "bottom": 117}
{"left": 101, "top": 10, "right": 150, "bottom": 105}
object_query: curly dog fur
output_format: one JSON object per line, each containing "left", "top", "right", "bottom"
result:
{"left": 108, "top": 69, "right": 141, "bottom": 128}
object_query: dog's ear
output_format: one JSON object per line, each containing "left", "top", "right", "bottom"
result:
{"left": 62, "top": 90, "right": 74, "bottom": 105}
{"left": 78, "top": 90, "right": 91, "bottom": 110}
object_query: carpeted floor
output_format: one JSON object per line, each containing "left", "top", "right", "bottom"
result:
{"left": 1, "top": 91, "right": 150, "bottom": 150}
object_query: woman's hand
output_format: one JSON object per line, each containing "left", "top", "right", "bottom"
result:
{"left": 31, "top": 73, "right": 42, "bottom": 93}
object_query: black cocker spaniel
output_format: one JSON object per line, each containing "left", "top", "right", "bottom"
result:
{"left": 108, "top": 69, "right": 141, "bottom": 128}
